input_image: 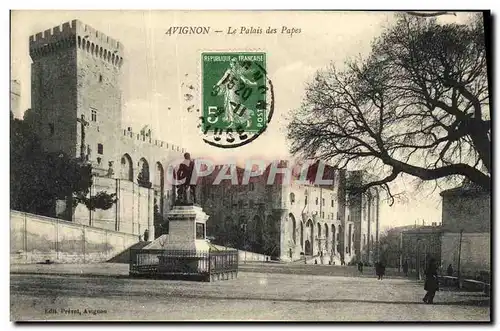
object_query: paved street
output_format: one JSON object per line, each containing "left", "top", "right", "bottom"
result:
{"left": 10, "top": 263, "right": 490, "bottom": 321}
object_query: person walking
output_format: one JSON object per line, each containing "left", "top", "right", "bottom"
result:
{"left": 375, "top": 262, "right": 382, "bottom": 280}
{"left": 447, "top": 264, "right": 453, "bottom": 276}
{"left": 402, "top": 260, "right": 408, "bottom": 276}
{"left": 423, "top": 258, "right": 439, "bottom": 304}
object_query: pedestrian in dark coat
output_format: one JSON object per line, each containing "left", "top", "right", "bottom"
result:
{"left": 447, "top": 264, "right": 453, "bottom": 276}
{"left": 403, "top": 260, "right": 409, "bottom": 276}
{"left": 375, "top": 262, "right": 385, "bottom": 280}
{"left": 423, "top": 258, "right": 439, "bottom": 304}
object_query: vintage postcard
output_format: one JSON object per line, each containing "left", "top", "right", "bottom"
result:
{"left": 9, "top": 10, "right": 491, "bottom": 322}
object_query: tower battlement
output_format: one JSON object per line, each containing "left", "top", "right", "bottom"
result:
{"left": 122, "top": 128, "right": 187, "bottom": 154}
{"left": 29, "top": 19, "right": 124, "bottom": 67}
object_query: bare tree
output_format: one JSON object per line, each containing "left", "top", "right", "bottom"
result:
{"left": 287, "top": 13, "right": 490, "bottom": 204}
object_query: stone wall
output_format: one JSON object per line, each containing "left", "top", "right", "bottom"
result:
{"left": 11, "top": 210, "right": 139, "bottom": 264}
{"left": 441, "top": 232, "right": 490, "bottom": 277}
{"left": 212, "top": 245, "right": 271, "bottom": 262}
{"left": 71, "top": 176, "right": 155, "bottom": 239}
{"left": 441, "top": 191, "right": 490, "bottom": 233}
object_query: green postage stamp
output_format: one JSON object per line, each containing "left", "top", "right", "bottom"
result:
{"left": 201, "top": 52, "right": 267, "bottom": 133}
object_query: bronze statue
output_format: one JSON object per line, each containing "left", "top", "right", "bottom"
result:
{"left": 175, "top": 153, "right": 196, "bottom": 205}
{"left": 76, "top": 114, "right": 89, "bottom": 161}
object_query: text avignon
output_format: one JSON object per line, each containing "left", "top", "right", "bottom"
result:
{"left": 165, "top": 26, "right": 210, "bottom": 35}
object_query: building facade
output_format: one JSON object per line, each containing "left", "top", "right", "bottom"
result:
{"left": 197, "top": 162, "right": 380, "bottom": 263}
{"left": 439, "top": 181, "right": 491, "bottom": 278}
{"left": 27, "top": 20, "right": 186, "bottom": 238}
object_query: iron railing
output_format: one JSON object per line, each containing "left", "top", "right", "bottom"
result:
{"left": 129, "top": 249, "right": 239, "bottom": 281}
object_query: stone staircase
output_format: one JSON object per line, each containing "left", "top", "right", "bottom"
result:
{"left": 107, "top": 240, "right": 151, "bottom": 263}
{"left": 291, "top": 254, "right": 343, "bottom": 265}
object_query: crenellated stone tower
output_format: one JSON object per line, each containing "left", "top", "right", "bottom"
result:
{"left": 28, "top": 19, "right": 188, "bottom": 239}
{"left": 29, "top": 20, "right": 124, "bottom": 168}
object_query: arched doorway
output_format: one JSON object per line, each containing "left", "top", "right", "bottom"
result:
{"left": 120, "top": 154, "right": 133, "bottom": 181}
{"left": 324, "top": 223, "right": 329, "bottom": 252}
{"left": 252, "top": 215, "right": 264, "bottom": 252}
{"left": 305, "top": 240, "right": 312, "bottom": 255}
{"left": 137, "top": 157, "right": 150, "bottom": 187}
{"left": 154, "top": 162, "right": 165, "bottom": 216}
{"left": 289, "top": 213, "right": 296, "bottom": 245}
{"left": 337, "top": 225, "right": 342, "bottom": 254}
{"left": 317, "top": 223, "right": 322, "bottom": 252}
{"left": 300, "top": 222, "right": 304, "bottom": 249}
{"left": 306, "top": 219, "right": 314, "bottom": 255}
{"left": 332, "top": 224, "right": 336, "bottom": 254}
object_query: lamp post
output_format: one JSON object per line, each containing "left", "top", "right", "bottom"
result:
{"left": 399, "top": 232, "right": 403, "bottom": 274}
{"left": 457, "top": 229, "right": 464, "bottom": 289}
{"left": 416, "top": 238, "right": 421, "bottom": 280}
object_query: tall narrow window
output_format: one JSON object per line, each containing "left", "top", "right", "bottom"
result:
{"left": 48, "top": 123, "right": 54, "bottom": 136}
{"left": 99, "top": 74, "right": 103, "bottom": 82}
{"left": 91, "top": 108, "right": 97, "bottom": 122}
{"left": 97, "top": 143, "right": 103, "bottom": 155}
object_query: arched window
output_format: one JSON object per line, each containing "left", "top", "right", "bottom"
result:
{"left": 290, "top": 192, "right": 295, "bottom": 204}
{"left": 120, "top": 154, "right": 133, "bottom": 181}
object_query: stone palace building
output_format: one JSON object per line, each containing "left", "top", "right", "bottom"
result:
{"left": 20, "top": 19, "right": 380, "bottom": 262}
{"left": 197, "top": 163, "right": 380, "bottom": 263}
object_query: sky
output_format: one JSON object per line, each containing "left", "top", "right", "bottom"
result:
{"left": 10, "top": 10, "right": 476, "bottom": 231}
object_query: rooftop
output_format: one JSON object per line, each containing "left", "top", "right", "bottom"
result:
{"left": 440, "top": 179, "right": 490, "bottom": 197}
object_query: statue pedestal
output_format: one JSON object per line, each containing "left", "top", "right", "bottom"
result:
{"left": 133, "top": 204, "right": 239, "bottom": 282}
{"left": 147, "top": 204, "right": 210, "bottom": 251}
